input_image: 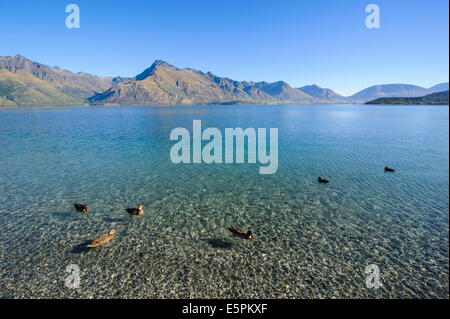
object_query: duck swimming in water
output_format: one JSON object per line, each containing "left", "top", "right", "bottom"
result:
{"left": 86, "top": 229, "right": 116, "bottom": 248}
{"left": 74, "top": 203, "right": 89, "bottom": 213}
{"left": 228, "top": 226, "right": 254, "bottom": 239}
{"left": 126, "top": 204, "right": 144, "bottom": 216}
{"left": 318, "top": 177, "right": 330, "bottom": 184}
{"left": 384, "top": 167, "right": 396, "bottom": 172}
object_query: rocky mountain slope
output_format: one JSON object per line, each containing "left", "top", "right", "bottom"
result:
{"left": 0, "top": 55, "right": 112, "bottom": 106}
{"left": 88, "top": 61, "right": 318, "bottom": 106}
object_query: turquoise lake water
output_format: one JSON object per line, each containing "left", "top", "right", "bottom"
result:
{"left": 0, "top": 105, "right": 448, "bottom": 298}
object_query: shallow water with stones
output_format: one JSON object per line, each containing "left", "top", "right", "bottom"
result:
{"left": 0, "top": 105, "right": 448, "bottom": 298}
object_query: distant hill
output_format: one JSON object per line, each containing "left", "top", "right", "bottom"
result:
{"left": 88, "top": 60, "right": 318, "bottom": 106}
{"left": 0, "top": 55, "right": 112, "bottom": 106}
{"left": 429, "top": 82, "right": 449, "bottom": 93}
{"left": 365, "top": 90, "right": 449, "bottom": 105}
{"left": 297, "top": 84, "right": 349, "bottom": 103}
{"left": 350, "top": 84, "right": 432, "bottom": 103}
{"left": 252, "top": 81, "right": 316, "bottom": 102}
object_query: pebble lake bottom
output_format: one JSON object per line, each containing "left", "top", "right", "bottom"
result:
{"left": 0, "top": 104, "right": 448, "bottom": 298}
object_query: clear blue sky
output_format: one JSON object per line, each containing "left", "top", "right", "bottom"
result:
{"left": 0, "top": 0, "right": 448, "bottom": 95}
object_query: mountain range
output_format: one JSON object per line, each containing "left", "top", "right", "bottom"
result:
{"left": 0, "top": 55, "right": 448, "bottom": 107}
{"left": 88, "top": 60, "right": 317, "bottom": 106}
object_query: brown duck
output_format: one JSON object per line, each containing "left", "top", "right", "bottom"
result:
{"left": 126, "top": 204, "right": 144, "bottom": 216}
{"left": 74, "top": 203, "right": 89, "bottom": 213}
{"left": 86, "top": 229, "right": 116, "bottom": 248}
{"left": 228, "top": 226, "right": 253, "bottom": 239}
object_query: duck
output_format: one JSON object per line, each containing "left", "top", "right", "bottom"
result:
{"left": 74, "top": 203, "right": 89, "bottom": 213}
{"left": 86, "top": 229, "right": 116, "bottom": 248}
{"left": 126, "top": 204, "right": 144, "bottom": 216}
{"left": 228, "top": 226, "right": 253, "bottom": 239}
{"left": 384, "top": 167, "right": 396, "bottom": 172}
{"left": 318, "top": 177, "right": 330, "bottom": 184}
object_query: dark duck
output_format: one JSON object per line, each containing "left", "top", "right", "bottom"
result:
{"left": 384, "top": 167, "right": 396, "bottom": 172}
{"left": 318, "top": 177, "right": 330, "bottom": 184}
{"left": 74, "top": 203, "right": 89, "bottom": 213}
{"left": 126, "top": 204, "right": 144, "bottom": 216}
{"left": 228, "top": 226, "right": 254, "bottom": 239}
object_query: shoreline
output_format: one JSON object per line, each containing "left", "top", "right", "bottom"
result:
{"left": 1, "top": 103, "right": 448, "bottom": 110}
